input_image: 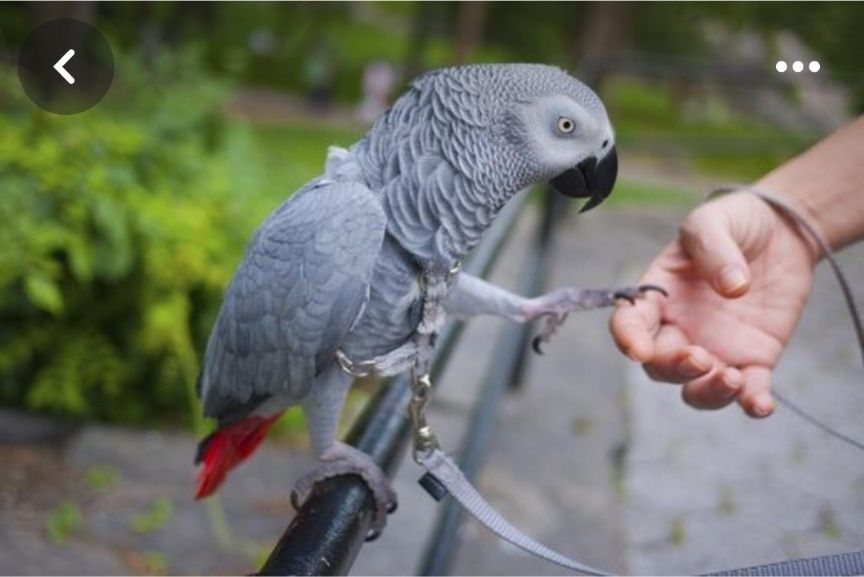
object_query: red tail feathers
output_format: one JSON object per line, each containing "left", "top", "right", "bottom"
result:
{"left": 194, "top": 412, "right": 283, "bottom": 499}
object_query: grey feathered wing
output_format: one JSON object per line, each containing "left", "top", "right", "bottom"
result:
{"left": 198, "top": 180, "right": 386, "bottom": 422}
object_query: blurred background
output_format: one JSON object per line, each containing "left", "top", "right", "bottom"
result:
{"left": 0, "top": 2, "right": 862, "bottom": 575}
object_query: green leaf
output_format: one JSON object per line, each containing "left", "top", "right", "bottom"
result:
{"left": 46, "top": 501, "right": 84, "bottom": 545}
{"left": 142, "top": 551, "right": 168, "bottom": 575}
{"left": 131, "top": 498, "right": 173, "bottom": 535}
{"left": 68, "top": 238, "right": 93, "bottom": 283}
{"left": 24, "top": 274, "right": 63, "bottom": 315}
{"left": 86, "top": 465, "right": 121, "bottom": 491}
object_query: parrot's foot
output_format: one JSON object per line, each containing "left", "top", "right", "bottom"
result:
{"left": 291, "top": 442, "right": 397, "bottom": 541}
{"left": 527, "top": 284, "right": 667, "bottom": 354}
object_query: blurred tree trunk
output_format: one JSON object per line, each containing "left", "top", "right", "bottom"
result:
{"left": 454, "top": 1, "right": 487, "bottom": 64}
{"left": 29, "top": 1, "right": 94, "bottom": 26}
{"left": 404, "top": 2, "right": 434, "bottom": 80}
{"left": 572, "top": 1, "right": 633, "bottom": 86}
{"left": 27, "top": 1, "right": 95, "bottom": 95}
{"left": 137, "top": 2, "right": 162, "bottom": 68}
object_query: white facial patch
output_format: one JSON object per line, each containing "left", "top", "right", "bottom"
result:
{"left": 516, "top": 95, "right": 608, "bottom": 177}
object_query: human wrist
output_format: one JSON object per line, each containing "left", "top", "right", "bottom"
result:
{"left": 754, "top": 118, "right": 864, "bottom": 253}
{"left": 746, "top": 183, "right": 826, "bottom": 267}
{"left": 710, "top": 186, "right": 823, "bottom": 269}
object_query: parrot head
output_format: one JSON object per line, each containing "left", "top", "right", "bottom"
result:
{"left": 502, "top": 65, "right": 617, "bottom": 212}
{"left": 358, "top": 64, "right": 620, "bottom": 265}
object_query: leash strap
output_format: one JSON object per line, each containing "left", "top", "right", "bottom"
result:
{"left": 417, "top": 448, "right": 611, "bottom": 576}
{"left": 706, "top": 550, "right": 864, "bottom": 576}
{"left": 417, "top": 450, "right": 864, "bottom": 576}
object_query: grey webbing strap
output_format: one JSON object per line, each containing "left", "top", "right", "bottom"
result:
{"left": 418, "top": 448, "right": 610, "bottom": 576}
{"left": 418, "top": 449, "right": 864, "bottom": 576}
{"left": 706, "top": 550, "right": 864, "bottom": 576}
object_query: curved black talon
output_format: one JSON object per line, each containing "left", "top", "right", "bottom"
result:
{"left": 613, "top": 292, "right": 636, "bottom": 305}
{"left": 365, "top": 528, "right": 382, "bottom": 542}
{"left": 387, "top": 499, "right": 398, "bottom": 514}
{"left": 639, "top": 284, "right": 668, "bottom": 297}
{"left": 290, "top": 490, "right": 303, "bottom": 511}
{"left": 531, "top": 335, "right": 545, "bottom": 355}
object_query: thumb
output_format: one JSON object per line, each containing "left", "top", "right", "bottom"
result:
{"left": 678, "top": 207, "right": 751, "bottom": 298}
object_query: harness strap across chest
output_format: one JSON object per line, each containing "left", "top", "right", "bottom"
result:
{"left": 335, "top": 260, "right": 461, "bottom": 378}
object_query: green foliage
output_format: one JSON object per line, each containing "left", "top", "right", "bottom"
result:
{"left": 269, "top": 405, "right": 308, "bottom": 441}
{"left": 692, "top": 2, "right": 864, "bottom": 109}
{"left": 46, "top": 501, "right": 84, "bottom": 545}
{"left": 86, "top": 465, "right": 121, "bottom": 491}
{"left": 141, "top": 551, "right": 168, "bottom": 575}
{"left": 604, "top": 78, "right": 820, "bottom": 181}
{"left": 249, "top": 123, "right": 364, "bottom": 201}
{"left": 0, "top": 52, "right": 264, "bottom": 425}
{"left": 669, "top": 517, "right": 687, "bottom": 546}
{"left": 131, "top": 498, "right": 173, "bottom": 535}
{"left": 820, "top": 506, "right": 842, "bottom": 540}
{"left": 483, "top": 2, "right": 587, "bottom": 67}
{"left": 0, "top": 43, "right": 371, "bottom": 429}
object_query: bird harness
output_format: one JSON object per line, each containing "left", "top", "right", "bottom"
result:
{"left": 335, "top": 261, "right": 461, "bottom": 379}
{"left": 404, "top": 186, "right": 864, "bottom": 576}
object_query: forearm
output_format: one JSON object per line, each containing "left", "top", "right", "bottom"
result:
{"left": 756, "top": 115, "right": 864, "bottom": 253}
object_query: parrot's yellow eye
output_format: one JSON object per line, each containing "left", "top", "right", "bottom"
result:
{"left": 557, "top": 117, "right": 575, "bottom": 134}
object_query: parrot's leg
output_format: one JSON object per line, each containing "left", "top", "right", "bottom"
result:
{"left": 524, "top": 285, "right": 666, "bottom": 353}
{"left": 293, "top": 366, "right": 397, "bottom": 539}
{"left": 444, "top": 273, "right": 666, "bottom": 352}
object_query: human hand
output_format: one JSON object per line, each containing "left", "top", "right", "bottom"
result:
{"left": 609, "top": 191, "right": 820, "bottom": 417}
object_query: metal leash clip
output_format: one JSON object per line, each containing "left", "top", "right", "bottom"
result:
{"left": 409, "top": 369, "right": 440, "bottom": 464}
{"left": 335, "top": 350, "right": 375, "bottom": 378}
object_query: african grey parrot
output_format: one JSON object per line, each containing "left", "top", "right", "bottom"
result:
{"left": 194, "top": 63, "right": 663, "bottom": 536}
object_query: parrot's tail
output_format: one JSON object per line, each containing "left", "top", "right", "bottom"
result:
{"left": 194, "top": 412, "right": 284, "bottom": 499}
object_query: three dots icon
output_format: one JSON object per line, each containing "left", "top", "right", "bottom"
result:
{"left": 776, "top": 60, "right": 820, "bottom": 73}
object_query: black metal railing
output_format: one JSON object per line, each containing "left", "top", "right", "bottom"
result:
{"left": 258, "top": 189, "right": 563, "bottom": 576}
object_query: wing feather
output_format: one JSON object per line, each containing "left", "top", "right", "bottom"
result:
{"left": 199, "top": 181, "right": 386, "bottom": 420}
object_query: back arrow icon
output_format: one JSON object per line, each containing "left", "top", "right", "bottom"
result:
{"left": 53, "top": 49, "right": 75, "bottom": 85}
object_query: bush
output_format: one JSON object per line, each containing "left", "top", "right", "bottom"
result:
{"left": 0, "top": 52, "right": 263, "bottom": 425}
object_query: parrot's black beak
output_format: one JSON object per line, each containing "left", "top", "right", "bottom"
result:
{"left": 549, "top": 146, "right": 618, "bottom": 212}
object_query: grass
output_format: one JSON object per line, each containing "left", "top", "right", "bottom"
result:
{"left": 248, "top": 122, "right": 364, "bottom": 203}
{"left": 604, "top": 78, "right": 821, "bottom": 182}
{"left": 141, "top": 551, "right": 168, "bottom": 575}
{"left": 85, "top": 465, "right": 121, "bottom": 491}
{"left": 669, "top": 517, "right": 687, "bottom": 546}
{"left": 608, "top": 180, "right": 698, "bottom": 207}
{"left": 46, "top": 501, "right": 84, "bottom": 545}
{"left": 131, "top": 498, "right": 173, "bottom": 535}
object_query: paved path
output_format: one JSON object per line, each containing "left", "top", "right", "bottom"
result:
{"left": 2, "top": 203, "right": 862, "bottom": 575}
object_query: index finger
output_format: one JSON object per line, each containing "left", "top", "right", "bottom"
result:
{"left": 609, "top": 295, "right": 663, "bottom": 363}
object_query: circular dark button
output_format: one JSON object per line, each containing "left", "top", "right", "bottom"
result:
{"left": 17, "top": 18, "right": 114, "bottom": 115}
